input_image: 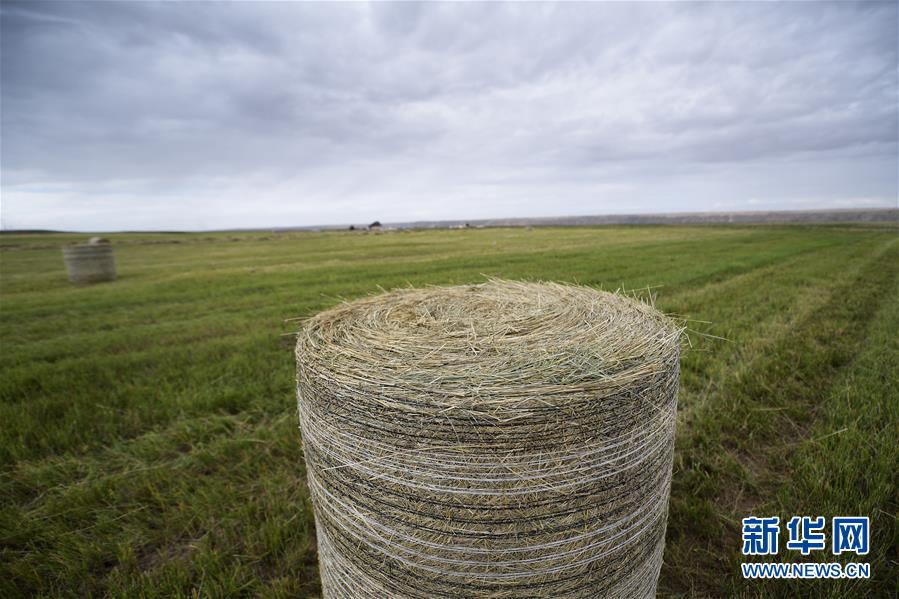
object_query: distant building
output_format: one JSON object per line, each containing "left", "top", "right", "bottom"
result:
{"left": 368, "top": 221, "right": 382, "bottom": 231}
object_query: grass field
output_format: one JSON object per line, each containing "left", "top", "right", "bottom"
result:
{"left": 1, "top": 224, "right": 897, "bottom": 597}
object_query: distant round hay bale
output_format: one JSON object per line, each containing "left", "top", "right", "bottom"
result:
{"left": 295, "top": 280, "right": 681, "bottom": 598}
{"left": 62, "top": 240, "right": 116, "bottom": 284}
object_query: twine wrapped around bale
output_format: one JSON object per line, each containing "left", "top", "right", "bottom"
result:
{"left": 62, "top": 238, "right": 116, "bottom": 284}
{"left": 295, "top": 280, "right": 681, "bottom": 598}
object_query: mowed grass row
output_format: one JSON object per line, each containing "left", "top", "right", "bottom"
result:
{"left": 0, "top": 225, "right": 896, "bottom": 597}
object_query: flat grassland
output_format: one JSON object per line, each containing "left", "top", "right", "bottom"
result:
{"left": 1, "top": 225, "right": 897, "bottom": 597}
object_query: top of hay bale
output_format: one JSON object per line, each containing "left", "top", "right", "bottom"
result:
{"left": 66, "top": 237, "right": 110, "bottom": 247}
{"left": 297, "top": 280, "right": 681, "bottom": 416}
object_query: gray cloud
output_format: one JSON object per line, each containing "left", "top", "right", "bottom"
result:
{"left": 1, "top": 1, "right": 896, "bottom": 231}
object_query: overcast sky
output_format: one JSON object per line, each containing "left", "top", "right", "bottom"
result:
{"left": 1, "top": 1, "right": 897, "bottom": 231}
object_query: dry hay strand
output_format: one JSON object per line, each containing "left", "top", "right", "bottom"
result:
{"left": 295, "top": 279, "right": 682, "bottom": 598}
{"left": 62, "top": 239, "right": 116, "bottom": 284}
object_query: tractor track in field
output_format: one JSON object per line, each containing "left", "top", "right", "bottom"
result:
{"left": 660, "top": 236, "right": 899, "bottom": 596}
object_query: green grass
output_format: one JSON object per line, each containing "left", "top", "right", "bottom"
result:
{"left": 1, "top": 224, "right": 896, "bottom": 597}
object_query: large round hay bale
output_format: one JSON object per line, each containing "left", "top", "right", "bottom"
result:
{"left": 295, "top": 280, "right": 681, "bottom": 598}
{"left": 62, "top": 240, "right": 116, "bottom": 284}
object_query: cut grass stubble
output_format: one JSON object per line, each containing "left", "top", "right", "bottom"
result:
{"left": 1, "top": 224, "right": 896, "bottom": 597}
